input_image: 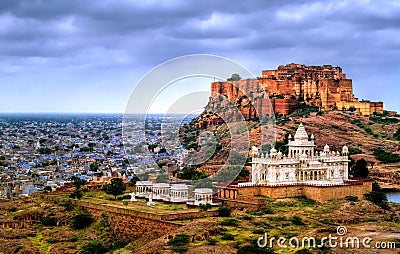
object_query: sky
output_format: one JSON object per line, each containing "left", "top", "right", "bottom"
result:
{"left": 0, "top": 0, "right": 399, "bottom": 113}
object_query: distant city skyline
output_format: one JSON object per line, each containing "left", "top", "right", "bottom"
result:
{"left": 0, "top": 0, "right": 399, "bottom": 113}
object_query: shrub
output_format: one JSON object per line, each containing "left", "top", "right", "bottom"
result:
{"left": 41, "top": 216, "right": 57, "bottom": 226}
{"left": 70, "top": 235, "right": 79, "bottom": 242}
{"left": 69, "top": 190, "right": 83, "bottom": 200}
{"left": 364, "top": 181, "right": 390, "bottom": 210}
{"left": 206, "top": 237, "right": 218, "bottom": 245}
{"left": 241, "top": 215, "right": 253, "bottom": 221}
{"left": 394, "top": 127, "right": 400, "bottom": 141}
{"left": 71, "top": 212, "right": 94, "bottom": 230}
{"left": 296, "top": 196, "right": 316, "bottom": 206}
{"left": 221, "top": 232, "right": 235, "bottom": 240}
{"left": 237, "top": 243, "right": 275, "bottom": 254}
{"left": 110, "top": 240, "right": 128, "bottom": 250}
{"left": 348, "top": 147, "right": 362, "bottom": 155}
{"left": 168, "top": 234, "right": 190, "bottom": 253}
{"left": 290, "top": 216, "right": 304, "bottom": 225}
{"left": 217, "top": 206, "right": 231, "bottom": 217}
{"left": 252, "top": 229, "right": 266, "bottom": 234}
{"left": 47, "top": 238, "right": 58, "bottom": 243}
{"left": 8, "top": 207, "right": 17, "bottom": 213}
{"left": 199, "top": 203, "right": 212, "bottom": 212}
{"left": 249, "top": 208, "right": 274, "bottom": 216}
{"left": 61, "top": 200, "right": 74, "bottom": 211}
{"left": 374, "top": 149, "right": 400, "bottom": 163}
{"left": 80, "top": 240, "right": 108, "bottom": 254}
{"left": 345, "top": 196, "right": 359, "bottom": 202}
{"left": 267, "top": 216, "right": 287, "bottom": 222}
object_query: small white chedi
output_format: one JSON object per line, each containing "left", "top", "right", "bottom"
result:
{"left": 249, "top": 123, "right": 350, "bottom": 186}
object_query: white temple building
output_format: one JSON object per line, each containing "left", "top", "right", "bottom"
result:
{"left": 248, "top": 123, "right": 350, "bottom": 186}
{"left": 134, "top": 181, "right": 216, "bottom": 206}
{"left": 193, "top": 188, "right": 213, "bottom": 206}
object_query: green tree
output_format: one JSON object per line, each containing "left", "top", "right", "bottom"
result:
{"left": 237, "top": 167, "right": 250, "bottom": 179}
{"left": 227, "top": 73, "right": 241, "bottom": 81}
{"left": 38, "top": 147, "right": 53, "bottom": 155}
{"left": 102, "top": 178, "right": 127, "bottom": 199}
{"left": 43, "top": 186, "right": 52, "bottom": 193}
{"left": 71, "top": 176, "right": 86, "bottom": 190}
{"left": 351, "top": 159, "right": 369, "bottom": 178}
{"left": 90, "top": 163, "right": 99, "bottom": 171}
{"left": 180, "top": 166, "right": 207, "bottom": 180}
{"left": 129, "top": 175, "right": 140, "bottom": 187}
{"left": 155, "top": 173, "right": 170, "bottom": 183}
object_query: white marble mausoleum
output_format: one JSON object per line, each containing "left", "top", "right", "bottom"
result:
{"left": 249, "top": 123, "right": 350, "bottom": 186}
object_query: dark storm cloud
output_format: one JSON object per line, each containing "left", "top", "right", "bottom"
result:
{"left": 0, "top": 0, "right": 399, "bottom": 112}
{"left": 0, "top": 0, "right": 315, "bottom": 60}
{"left": 0, "top": 0, "right": 398, "bottom": 69}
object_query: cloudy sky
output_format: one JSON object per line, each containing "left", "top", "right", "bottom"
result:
{"left": 0, "top": 0, "right": 399, "bottom": 113}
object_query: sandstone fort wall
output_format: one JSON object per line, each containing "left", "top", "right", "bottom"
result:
{"left": 218, "top": 180, "right": 372, "bottom": 202}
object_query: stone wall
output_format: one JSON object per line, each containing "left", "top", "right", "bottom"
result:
{"left": 47, "top": 199, "right": 220, "bottom": 241}
{"left": 83, "top": 206, "right": 182, "bottom": 241}
{"left": 219, "top": 180, "right": 373, "bottom": 202}
{"left": 302, "top": 181, "right": 373, "bottom": 202}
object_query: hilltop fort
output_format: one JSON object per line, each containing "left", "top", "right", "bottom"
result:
{"left": 206, "top": 63, "right": 383, "bottom": 124}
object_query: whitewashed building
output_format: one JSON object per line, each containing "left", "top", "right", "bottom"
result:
{"left": 152, "top": 183, "right": 171, "bottom": 200}
{"left": 249, "top": 123, "right": 349, "bottom": 186}
{"left": 135, "top": 181, "right": 153, "bottom": 197}
{"left": 134, "top": 182, "right": 215, "bottom": 206}
{"left": 170, "top": 184, "right": 189, "bottom": 203}
{"left": 194, "top": 188, "right": 213, "bottom": 206}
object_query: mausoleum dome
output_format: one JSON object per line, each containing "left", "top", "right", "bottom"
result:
{"left": 294, "top": 123, "right": 309, "bottom": 141}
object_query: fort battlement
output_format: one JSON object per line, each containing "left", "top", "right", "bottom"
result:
{"left": 208, "top": 63, "right": 383, "bottom": 118}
